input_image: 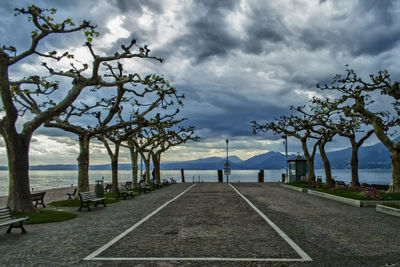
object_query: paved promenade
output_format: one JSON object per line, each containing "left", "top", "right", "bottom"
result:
{"left": 1, "top": 182, "right": 399, "bottom": 266}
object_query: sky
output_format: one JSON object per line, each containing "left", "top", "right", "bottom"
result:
{"left": 1, "top": 0, "right": 400, "bottom": 166}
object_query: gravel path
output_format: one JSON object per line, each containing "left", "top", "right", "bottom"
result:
{"left": 1, "top": 182, "right": 399, "bottom": 266}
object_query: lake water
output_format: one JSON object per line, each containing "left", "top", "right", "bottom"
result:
{"left": 0, "top": 169, "right": 393, "bottom": 196}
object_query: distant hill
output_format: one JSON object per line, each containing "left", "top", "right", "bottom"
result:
{"left": 314, "top": 138, "right": 394, "bottom": 169}
{"left": 0, "top": 138, "right": 395, "bottom": 170}
{"left": 241, "top": 151, "right": 296, "bottom": 169}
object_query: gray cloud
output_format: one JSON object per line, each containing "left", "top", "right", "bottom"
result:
{"left": 2, "top": 0, "right": 400, "bottom": 165}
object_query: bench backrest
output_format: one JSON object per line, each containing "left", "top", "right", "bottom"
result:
{"left": 31, "top": 192, "right": 45, "bottom": 201}
{"left": 0, "top": 206, "right": 14, "bottom": 222}
{"left": 119, "top": 186, "right": 127, "bottom": 193}
{"left": 125, "top": 181, "right": 132, "bottom": 188}
{"left": 105, "top": 184, "right": 112, "bottom": 190}
{"left": 79, "top": 191, "right": 97, "bottom": 201}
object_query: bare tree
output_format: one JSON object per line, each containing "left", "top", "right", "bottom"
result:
{"left": 319, "top": 67, "right": 400, "bottom": 192}
{"left": 0, "top": 5, "right": 111, "bottom": 212}
{"left": 45, "top": 61, "right": 178, "bottom": 193}
{"left": 294, "top": 105, "right": 337, "bottom": 186}
{"left": 252, "top": 114, "right": 319, "bottom": 181}
{"left": 132, "top": 128, "right": 157, "bottom": 185}
{"left": 151, "top": 124, "right": 199, "bottom": 184}
{"left": 98, "top": 125, "right": 139, "bottom": 194}
{"left": 311, "top": 97, "right": 374, "bottom": 186}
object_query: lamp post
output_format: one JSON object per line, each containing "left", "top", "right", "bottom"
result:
{"left": 226, "top": 139, "right": 229, "bottom": 183}
{"left": 282, "top": 135, "right": 288, "bottom": 182}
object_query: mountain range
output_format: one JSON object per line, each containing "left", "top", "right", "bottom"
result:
{"left": 12, "top": 138, "right": 393, "bottom": 171}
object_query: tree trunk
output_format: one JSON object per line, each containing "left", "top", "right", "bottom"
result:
{"left": 319, "top": 142, "right": 333, "bottom": 187}
{"left": 6, "top": 133, "right": 35, "bottom": 212}
{"left": 129, "top": 146, "right": 139, "bottom": 187}
{"left": 152, "top": 152, "right": 161, "bottom": 185}
{"left": 388, "top": 147, "right": 400, "bottom": 193}
{"left": 142, "top": 151, "right": 151, "bottom": 185}
{"left": 77, "top": 134, "right": 91, "bottom": 193}
{"left": 301, "top": 139, "right": 315, "bottom": 181}
{"left": 349, "top": 139, "right": 360, "bottom": 187}
{"left": 110, "top": 144, "right": 120, "bottom": 193}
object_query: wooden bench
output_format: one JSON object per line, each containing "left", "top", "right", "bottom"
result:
{"left": 138, "top": 181, "right": 151, "bottom": 193}
{"left": 78, "top": 191, "right": 106, "bottom": 211}
{"left": 104, "top": 184, "right": 112, "bottom": 193}
{"left": 31, "top": 192, "right": 46, "bottom": 208}
{"left": 335, "top": 181, "right": 347, "bottom": 186}
{"left": 0, "top": 206, "right": 28, "bottom": 234}
{"left": 124, "top": 181, "right": 132, "bottom": 189}
{"left": 335, "top": 180, "right": 348, "bottom": 190}
{"left": 66, "top": 188, "right": 77, "bottom": 200}
{"left": 117, "top": 186, "right": 135, "bottom": 200}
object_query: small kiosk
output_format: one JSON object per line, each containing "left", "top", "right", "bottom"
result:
{"left": 287, "top": 155, "right": 307, "bottom": 183}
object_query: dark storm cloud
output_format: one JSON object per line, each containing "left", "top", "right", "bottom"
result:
{"left": 180, "top": 86, "right": 290, "bottom": 140}
{"left": 113, "top": 0, "right": 163, "bottom": 14}
{"left": 298, "top": 0, "right": 400, "bottom": 57}
{"left": 241, "top": 5, "right": 290, "bottom": 54}
{"left": 171, "top": 1, "right": 240, "bottom": 63}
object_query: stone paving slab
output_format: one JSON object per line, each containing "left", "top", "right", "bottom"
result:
{"left": 97, "top": 183, "right": 299, "bottom": 259}
{"left": 1, "top": 182, "right": 400, "bottom": 266}
{"left": 234, "top": 183, "right": 400, "bottom": 267}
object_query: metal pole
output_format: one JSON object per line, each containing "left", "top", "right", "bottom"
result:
{"left": 226, "top": 139, "right": 229, "bottom": 183}
{"left": 282, "top": 135, "right": 288, "bottom": 183}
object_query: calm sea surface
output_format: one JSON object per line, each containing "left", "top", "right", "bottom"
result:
{"left": 0, "top": 169, "right": 393, "bottom": 196}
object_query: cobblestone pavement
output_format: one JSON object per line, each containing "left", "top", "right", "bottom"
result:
{"left": 1, "top": 182, "right": 399, "bottom": 266}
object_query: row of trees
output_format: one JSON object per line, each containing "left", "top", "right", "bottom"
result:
{"left": 0, "top": 5, "right": 197, "bottom": 212}
{"left": 252, "top": 67, "right": 400, "bottom": 193}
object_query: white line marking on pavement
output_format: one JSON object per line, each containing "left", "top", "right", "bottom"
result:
{"left": 91, "top": 257, "right": 311, "bottom": 262}
{"left": 83, "top": 183, "right": 197, "bottom": 261}
{"left": 229, "top": 183, "right": 312, "bottom": 261}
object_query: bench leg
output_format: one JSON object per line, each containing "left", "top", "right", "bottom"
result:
{"left": 79, "top": 202, "right": 91, "bottom": 211}
{"left": 18, "top": 221, "right": 26, "bottom": 234}
{"left": 6, "top": 222, "right": 26, "bottom": 234}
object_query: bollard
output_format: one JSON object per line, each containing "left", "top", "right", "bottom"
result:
{"left": 181, "top": 168, "right": 185, "bottom": 183}
{"left": 217, "top": 170, "right": 223, "bottom": 182}
{"left": 258, "top": 170, "right": 264, "bottom": 182}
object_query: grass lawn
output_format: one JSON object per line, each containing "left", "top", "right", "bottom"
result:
{"left": 14, "top": 209, "right": 77, "bottom": 224}
{"left": 286, "top": 182, "right": 310, "bottom": 188}
{"left": 288, "top": 182, "right": 400, "bottom": 201}
{"left": 48, "top": 198, "right": 119, "bottom": 207}
{"left": 315, "top": 188, "right": 367, "bottom": 200}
